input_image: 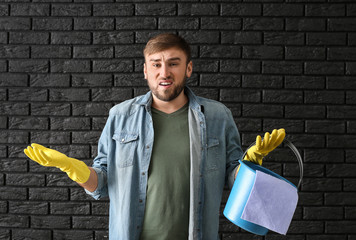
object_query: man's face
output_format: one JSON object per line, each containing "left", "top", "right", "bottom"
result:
{"left": 144, "top": 48, "right": 192, "bottom": 103}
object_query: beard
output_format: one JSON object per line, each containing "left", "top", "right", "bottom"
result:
{"left": 148, "top": 75, "right": 187, "bottom": 102}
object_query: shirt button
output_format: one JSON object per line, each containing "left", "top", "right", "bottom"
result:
{"left": 142, "top": 172, "right": 145, "bottom": 175}
{"left": 121, "top": 138, "right": 125, "bottom": 142}
{"left": 139, "top": 199, "right": 143, "bottom": 203}
{"left": 137, "top": 226, "right": 140, "bottom": 229}
{"left": 146, "top": 145, "right": 150, "bottom": 149}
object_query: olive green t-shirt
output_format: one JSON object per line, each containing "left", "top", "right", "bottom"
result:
{"left": 140, "top": 104, "right": 190, "bottom": 240}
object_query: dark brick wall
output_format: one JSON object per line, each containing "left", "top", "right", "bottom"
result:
{"left": 0, "top": 0, "right": 355, "bottom": 239}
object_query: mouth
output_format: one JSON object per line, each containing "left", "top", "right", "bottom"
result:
{"left": 159, "top": 81, "right": 173, "bottom": 87}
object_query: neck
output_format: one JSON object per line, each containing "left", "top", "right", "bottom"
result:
{"left": 151, "top": 90, "right": 188, "bottom": 114}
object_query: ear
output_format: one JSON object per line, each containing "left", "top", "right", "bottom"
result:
{"left": 186, "top": 61, "right": 193, "bottom": 78}
{"left": 143, "top": 62, "right": 147, "bottom": 79}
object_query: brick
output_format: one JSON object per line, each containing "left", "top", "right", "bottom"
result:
{"left": 72, "top": 131, "right": 101, "bottom": 144}
{"left": 179, "top": 31, "right": 220, "bottom": 44}
{"left": 343, "top": 178, "right": 356, "bottom": 192}
{"left": 220, "top": 89, "right": 260, "bottom": 103}
{"left": 7, "top": 173, "right": 45, "bottom": 186}
{"left": 306, "top": 235, "right": 347, "bottom": 240}
{"left": 91, "top": 88, "right": 132, "bottom": 102}
{"left": 236, "top": 118, "right": 261, "bottom": 132}
{"left": 326, "top": 221, "right": 356, "bottom": 233}
{"left": 0, "top": 201, "right": 6, "bottom": 213}
{"left": 306, "top": 120, "right": 345, "bottom": 133}
{"left": 326, "top": 164, "right": 356, "bottom": 177}
{"left": 0, "top": 102, "right": 29, "bottom": 115}
{"left": 242, "top": 75, "right": 283, "bottom": 88}
{"left": 0, "top": 31, "right": 7, "bottom": 43}
{"left": 46, "top": 173, "right": 76, "bottom": 187}
{"left": 135, "top": 3, "right": 176, "bottom": 16}
{"left": 30, "top": 74, "right": 69, "bottom": 87}
{"left": 178, "top": 3, "right": 218, "bottom": 16}
{"left": 116, "top": 17, "right": 157, "bottom": 30}
{"left": 244, "top": 18, "right": 284, "bottom": 30}
{"left": 304, "top": 207, "right": 343, "bottom": 220}
{"left": 0, "top": 187, "right": 27, "bottom": 200}
{"left": 285, "top": 163, "right": 323, "bottom": 178}
{"left": 159, "top": 17, "right": 199, "bottom": 30}
{"left": 9, "top": 60, "right": 48, "bottom": 73}
{"left": 263, "top": 3, "right": 304, "bottom": 16}
{"left": 347, "top": 62, "right": 356, "bottom": 75}
{"left": 242, "top": 104, "right": 283, "bottom": 118}
{"left": 72, "top": 74, "right": 112, "bottom": 87}
{"left": 329, "top": 47, "right": 356, "bottom": 60}
{"left": 31, "top": 46, "right": 71, "bottom": 58}
{"left": 50, "top": 117, "right": 90, "bottom": 130}
{"left": 288, "top": 134, "right": 325, "bottom": 148}
{"left": 29, "top": 187, "right": 68, "bottom": 201}
{"left": 263, "top": 119, "right": 304, "bottom": 133}
{"left": 0, "top": 131, "right": 28, "bottom": 144}
{"left": 92, "top": 117, "right": 107, "bottom": 131}
{"left": 265, "top": 32, "right": 304, "bottom": 45}
{"left": 307, "top": 32, "right": 347, "bottom": 46}
{"left": 115, "top": 45, "right": 144, "bottom": 58}
{"left": 0, "top": 215, "right": 28, "bottom": 227}
{"left": 49, "top": 88, "right": 90, "bottom": 101}
{"left": 0, "top": 4, "right": 8, "bottom": 16}
{"left": 72, "top": 103, "right": 112, "bottom": 116}
{"left": 302, "top": 177, "right": 342, "bottom": 191}
{"left": 0, "top": 60, "right": 6, "bottom": 72}
{"left": 201, "top": 17, "right": 241, "bottom": 30}
{"left": 263, "top": 90, "right": 303, "bottom": 103}
{"left": 263, "top": 61, "right": 302, "bottom": 74}
{"left": 306, "top": 4, "right": 345, "bottom": 16}
{"left": 326, "top": 192, "right": 356, "bottom": 205}
{"left": 190, "top": 87, "right": 219, "bottom": 101}
{"left": 298, "top": 192, "right": 323, "bottom": 206}
{"left": 328, "top": 18, "right": 356, "bottom": 31}
{"left": 11, "top": 3, "right": 49, "bottom": 16}
{"left": 200, "top": 74, "right": 240, "bottom": 87}
{"left": 0, "top": 117, "right": 6, "bottom": 129}
{"left": 286, "top": 47, "right": 326, "bottom": 60}
{"left": 8, "top": 145, "right": 28, "bottom": 158}
{"left": 0, "top": 88, "right": 6, "bottom": 100}
{"left": 346, "top": 207, "right": 356, "bottom": 219}
{"left": 74, "top": 18, "right": 114, "bottom": 30}
{"left": 74, "top": 46, "right": 113, "bottom": 58}
{"left": 348, "top": 121, "right": 356, "bottom": 133}
{"left": 221, "top": 3, "right": 261, "bottom": 16}
{"left": 31, "top": 103, "right": 70, "bottom": 116}
{"left": 0, "top": 17, "right": 30, "bottom": 30}
{"left": 9, "top": 117, "right": 48, "bottom": 130}
{"left": 347, "top": 91, "right": 356, "bottom": 104}
{"left": 31, "top": 215, "right": 71, "bottom": 229}
{"left": 9, "top": 201, "right": 48, "bottom": 214}
{"left": 221, "top": 31, "right": 262, "bottom": 44}
{"left": 0, "top": 159, "right": 27, "bottom": 172}
{"left": 93, "top": 60, "right": 132, "bottom": 73}
{"left": 328, "top": 105, "right": 356, "bottom": 119}
{"left": 348, "top": 4, "right": 356, "bottom": 16}
{"left": 306, "top": 90, "right": 344, "bottom": 104}
{"left": 12, "top": 229, "right": 51, "bottom": 240}
{"left": 51, "top": 60, "right": 90, "bottom": 73}
{"left": 287, "top": 18, "right": 326, "bottom": 31}
{"left": 0, "top": 45, "right": 29, "bottom": 58}
{"left": 33, "top": 18, "right": 72, "bottom": 30}
{"left": 288, "top": 221, "right": 324, "bottom": 234}
{"left": 51, "top": 3, "right": 91, "bottom": 16}
{"left": 53, "top": 230, "right": 94, "bottom": 240}
{"left": 51, "top": 32, "right": 91, "bottom": 45}
{"left": 189, "top": 59, "right": 218, "bottom": 72}
{"left": 327, "top": 135, "right": 356, "bottom": 148}
{"left": 10, "top": 31, "right": 49, "bottom": 44}
{"left": 243, "top": 46, "right": 283, "bottom": 59}
{"left": 285, "top": 76, "right": 325, "bottom": 89}
{"left": 350, "top": 33, "right": 356, "bottom": 45}
{"left": 221, "top": 60, "right": 260, "bottom": 73}
{"left": 50, "top": 202, "right": 90, "bottom": 215}
{"left": 93, "top": 3, "right": 133, "bottom": 16}
{"left": 93, "top": 31, "right": 134, "bottom": 44}
{"left": 73, "top": 216, "right": 109, "bottom": 229}
{"left": 92, "top": 202, "right": 110, "bottom": 215}
{"left": 346, "top": 150, "right": 356, "bottom": 163}
{"left": 114, "top": 73, "right": 146, "bottom": 87}
{"left": 70, "top": 187, "right": 93, "bottom": 201}
{"left": 305, "top": 61, "right": 344, "bottom": 75}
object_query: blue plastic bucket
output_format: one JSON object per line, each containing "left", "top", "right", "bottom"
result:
{"left": 223, "top": 140, "right": 303, "bottom": 236}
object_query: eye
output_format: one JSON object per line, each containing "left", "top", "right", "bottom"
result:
{"left": 170, "top": 63, "right": 178, "bottom": 67}
{"left": 153, "top": 63, "right": 161, "bottom": 68}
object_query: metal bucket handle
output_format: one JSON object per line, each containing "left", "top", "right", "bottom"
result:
{"left": 242, "top": 139, "right": 303, "bottom": 189}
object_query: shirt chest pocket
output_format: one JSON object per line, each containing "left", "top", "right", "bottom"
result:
{"left": 205, "top": 138, "right": 220, "bottom": 172}
{"left": 112, "top": 131, "right": 139, "bottom": 168}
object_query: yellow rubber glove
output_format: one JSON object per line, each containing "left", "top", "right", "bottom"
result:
{"left": 24, "top": 143, "right": 90, "bottom": 183}
{"left": 244, "top": 128, "right": 286, "bottom": 165}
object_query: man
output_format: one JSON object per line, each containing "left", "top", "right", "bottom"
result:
{"left": 24, "top": 33, "right": 285, "bottom": 240}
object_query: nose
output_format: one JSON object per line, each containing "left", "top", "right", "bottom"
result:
{"left": 160, "top": 64, "right": 170, "bottom": 79}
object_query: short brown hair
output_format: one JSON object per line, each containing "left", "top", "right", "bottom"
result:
{"left": 143, "top": 33, "right": 191, "bottom": 63}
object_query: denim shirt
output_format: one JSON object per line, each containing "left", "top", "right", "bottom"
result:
{"left": 86, "top": 87, "right": 243, "bottom": 240}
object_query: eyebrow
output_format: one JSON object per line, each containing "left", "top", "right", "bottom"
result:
{"left": 149, "top": 57, "right": 182, "bottom": 62}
